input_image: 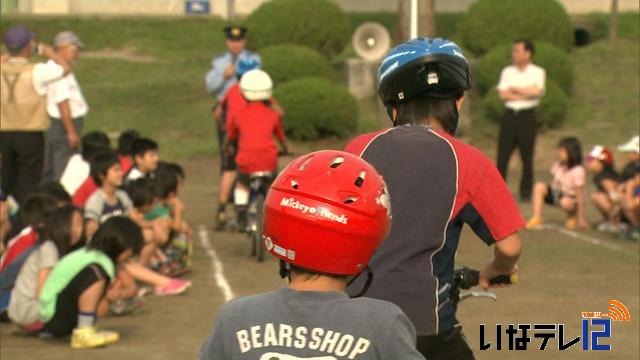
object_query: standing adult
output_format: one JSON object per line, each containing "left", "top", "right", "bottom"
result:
{"left": 204, "top": 25, "right": 260, "bottom": 229}
{"left": 42, "top": 31, "right": 88, "bottom": 182}
{"left": 0, "top": 26, "right": 71, "bottom": 205}
{"left": 496, "top": 39, "right": 546, "bottom": 202}
{"left": 345, "top": 38, "right": 524, "bottom": 359}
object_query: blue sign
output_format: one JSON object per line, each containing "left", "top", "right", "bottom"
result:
{"left": 185, "top": 0, "right": 210, "bottom": 15}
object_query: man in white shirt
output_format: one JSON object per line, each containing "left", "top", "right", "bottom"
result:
{"left": 42, "top": 31, "right": 89, "bottom": 182}
{"left": 496, "top": 39, "right": 546, "bottom": 202}
{"left": 0, "top": 26, "right": 72, "bottom": 205}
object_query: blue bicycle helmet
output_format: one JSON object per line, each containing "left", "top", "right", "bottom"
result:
{"left": 236, "top": 56, "right": 261, "bottom": 77}
{"left": 378, "top": 37, "right": 470, "bottom": 105}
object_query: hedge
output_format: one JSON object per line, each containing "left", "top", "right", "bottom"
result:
{"left": 259, "top": 44, "right": 333, "bottom": 86}
{"left": 457, "top": 0, "right": 574, "bottom": 55}
{"left": 477, "top": 41, "right": 574, "bottom": 95}
{"left": 483, "top": 79, "right": 568, "bottom": 128}
{"left": 244, "top": 0, "right": 350, "bottom": 58}
{"left": 274, "top": 77, "right": 358, "bottom": 140}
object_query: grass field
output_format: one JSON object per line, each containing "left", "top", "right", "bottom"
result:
{"left": 1, "top": 15, "right": 638, "bottom": 160}
{"left": 1, "top": 13, "right": 639, "bottom": 360}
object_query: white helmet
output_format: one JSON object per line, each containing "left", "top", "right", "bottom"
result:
{"left": 240, "top": 69, "right": 273, "bottom": 101}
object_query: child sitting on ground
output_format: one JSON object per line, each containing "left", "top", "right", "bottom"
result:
{"left": 124, "top": 177, "right": 173, "bottom": 270}
{"left": 617, "top": 136, "right": 640, "bottom": 238}
{"left": 8, "top": 205, "right": 84, "bottom": 332}
{"left": 60, "top": 131, "right": 111, "bottom": 195}
{"left": 527, "top": 137, "right": 588, "bottom": 230}
{"left": 84, "top": 151, "right": 133, "bottom": 239}
{"left": 586, "top": 145, "right": 623, "bottom": 232}
{"left": 1, "top": 193, "right": 59, "bottom": 271}
{"left": 199, "top": 151, "right": 424, "bottom": 359}
{"left": 125, "top": 138, "right": 159, "bottom": 183}
{"left": 39, "top": 216, "right": 143, "bottom": 349}
{"left": 225, "top": 69, "right": 289, "bottom": 229}
{"left": 117, "top": 129, "right": 140, "bottom": 174}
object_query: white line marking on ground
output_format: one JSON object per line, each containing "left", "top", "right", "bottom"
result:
{"left": 541, "top": 224, "right": 623, "bottom": 251}
{"left": 198, "top": 224, "right": 235, "bottom": 302}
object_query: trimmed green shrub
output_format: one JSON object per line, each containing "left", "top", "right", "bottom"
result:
{"left": 274, "top": 77, "right": 358, "bottom": 140}
{"left": 245, "top": 0, "right": 350, "bottom": 58}
{"left": 483, "top": 79, "right": 568, "bottom": 128}
{"left": 477, "top": 41, "right": 574, "bottom": 95}
{"left": 458, "top": 0, "right": 574, "bottom": 55}
{"left": 260, "top": 44, "right": 333, "bottom": 86}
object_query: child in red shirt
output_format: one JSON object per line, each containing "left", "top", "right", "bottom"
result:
{"left": 225, "top": 69, "right": 288, "bottom": 228}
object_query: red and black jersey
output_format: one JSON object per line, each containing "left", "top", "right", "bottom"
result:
{"left": 345, "top": 125, "right": 524, "bottom": 336}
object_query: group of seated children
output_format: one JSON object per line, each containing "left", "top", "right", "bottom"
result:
{"left": 527, "top": 135, "right": 640, "bottom": 239}
{"left": 0, "top": 131, "right": 194, "bottom": 349}
{"left": 212, "top": 59, "right": 288, "bottom": 231}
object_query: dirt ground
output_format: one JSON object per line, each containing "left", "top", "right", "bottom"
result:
{"left": 1, "top": 146, "right": 638, "bottom": 360}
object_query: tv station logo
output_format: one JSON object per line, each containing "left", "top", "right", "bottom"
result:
{"left": 480, "top": 299, "right": 631, "bottom": 352}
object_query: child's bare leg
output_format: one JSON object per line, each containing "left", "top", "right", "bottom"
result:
{"left": 139, "top": 230, "right": 157, "bottom": 265}
{"left": 591, "top": 191, "right": 612, "bottom": 220}
{"left": 219, "top": 171, "right": 237, "bottom": 204}
{"left": 153, "top": 218, "right": 171, "bottom": 246}
{"left": 559, "top": 197, "right": 577, "bottom": 218}
{"left": 77, "top": 279, "right": 107, "bottom": 328}
{"left": 124, "top": 261, "right": 170, "bottom": 287}
{"left": 531, "top": 182, "right": 548, "bottom": 219}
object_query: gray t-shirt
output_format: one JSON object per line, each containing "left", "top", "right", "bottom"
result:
{"left": 8, "top": 241, "right": 59, "bottom": 325}
{"left": 199, "top": 287, "right": 425, "bottom": 360}
{"left": 84, "top": 188, "right": 132, "bottom": 224}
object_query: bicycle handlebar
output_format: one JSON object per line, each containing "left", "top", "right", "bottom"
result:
{"left": 455, "top": 266, "right": 518, "bottom": 290}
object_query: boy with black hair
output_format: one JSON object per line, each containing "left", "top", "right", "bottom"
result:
{"left": 125, "top": 177, "right": 171, "bottom": 265}
{"left": 60, "top": 131, "right": 110, "bottom": 195}
{"left": 84, "top": 151, "right": 132, "bottom": 239}
{"left": 200, "top": 151, "right": 424, "bottom": 359}
{"left": 117, "top": 129, "right": 140, "bottom": 174}
{"left": 125, "top": 138, "right": 159, "bottom": 183}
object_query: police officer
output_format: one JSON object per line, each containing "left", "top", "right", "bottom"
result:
{"left": 205, "top": 25, "right": 260, "bottom": 229}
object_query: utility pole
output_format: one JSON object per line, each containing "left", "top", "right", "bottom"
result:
{"left": 609, "top": 0, "right": 619, "bottom": 40}
{"left": 397, "top": 0, "right": 436, "bottom": 41}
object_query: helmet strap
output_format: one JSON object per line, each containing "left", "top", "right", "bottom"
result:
{"left": 348, "top": 267, "right": 374, "bottom": 298}
{"left": 385, "top": 104, "right": 397, "bottom": 127}
{"left": 279, "top": 260, "right": 291, "bottom": 281}
{"left": 448, "top": 98, "right": 459, "bottom": 136}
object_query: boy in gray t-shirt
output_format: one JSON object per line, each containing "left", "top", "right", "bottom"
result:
{"left": 200, "top": 151, "right": 425, "bottom": 360}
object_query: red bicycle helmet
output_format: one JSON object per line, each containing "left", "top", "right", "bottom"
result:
{"left": 263, "top": 150, "right": 391, "bottom": 275}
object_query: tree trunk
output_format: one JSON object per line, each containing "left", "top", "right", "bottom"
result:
{"left": 609, "top": 0, "right": 619, "bottom": 40}
{"left": 396, "top": 0, "right": 437, "bottom": 41}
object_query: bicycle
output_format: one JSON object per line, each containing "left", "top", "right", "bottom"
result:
{"left": 246, "top": 171, "right": 275, "bottom": 262}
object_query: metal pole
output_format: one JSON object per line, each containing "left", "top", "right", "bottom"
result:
{"left": 227, "top": 0, "right": 235, "bottom": 20}
{"left": 410, "top": 0, "right": 418, "bottom": 39}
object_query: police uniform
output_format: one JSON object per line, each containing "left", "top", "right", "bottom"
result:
{"left": 204, "top": 25, "right": 261, "bottom": 171}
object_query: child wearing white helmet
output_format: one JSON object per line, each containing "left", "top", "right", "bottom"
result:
{"left": 224, "top": 69, "right": 289, "bottom": 229}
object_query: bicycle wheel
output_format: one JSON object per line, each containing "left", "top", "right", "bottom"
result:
{"left": 254, "top": 194, "right": 265, "bottom": 262}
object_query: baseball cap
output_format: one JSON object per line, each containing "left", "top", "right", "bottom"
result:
{"left": 53, "top": 31, "right": 84, "bottom": 49}
{"left": 617, "top": 135, "right": 639, "bottom": 153}
{"left": 3, "top": 25, "right": 34, "bottom": 51}
{"left": 224, "top": 25, "right": 247, "bottom": 40}
{"left": 587, "top": 145, "right": 614, "bottom": 166}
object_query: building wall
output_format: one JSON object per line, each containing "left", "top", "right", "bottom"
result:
{"left": 7, "top": 0, "right": 640, "bottom": 16}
